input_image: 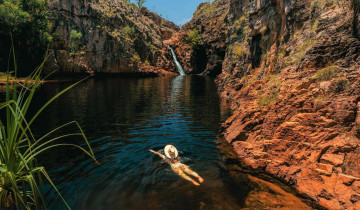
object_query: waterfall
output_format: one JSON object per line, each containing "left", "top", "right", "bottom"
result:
{"left": 168, "top": 46, "right": 186, "bottom": 75}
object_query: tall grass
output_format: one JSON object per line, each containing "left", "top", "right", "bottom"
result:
{"left": 0, "top": 45, "right": 97, "bottom": 209}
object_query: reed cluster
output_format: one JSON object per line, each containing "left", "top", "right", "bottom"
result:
{"left": 0, "top": 47, "right": 96, "bottom": 209}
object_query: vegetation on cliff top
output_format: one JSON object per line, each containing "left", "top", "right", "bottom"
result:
{"left": 0, "top": 0, "right": 52, "bottom": 75}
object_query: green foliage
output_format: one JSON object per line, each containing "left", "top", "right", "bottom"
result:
{"left": 0, "top": 0, "right": 52, "bottom": 75}
{"left": 0, "top": 46, "right": 97, "bottom": 209}
{"left": 258, "top": 92, "right": 278, "bottom": 107}
{"left": 241, "top": 27, "right": 249, "bottom": 41}
{"left": 144, "top": 60, "right": 150, "bottom": 66}
{"left": 233, "top": 44, "right": 244, "bottom": 57}
{"left": 234, "top": 16, "right": 246, "bottom": 31}
{"left": 146, "top": 41, "right": 156, "bottom": 51}
{"left": 70, "top": 29, "right": 82, "bottom": 40}
{"left": 100, "top": 2, "right": 116, "bottom": 18}
{"left": 123, "top": 25, "right": 136, "bottom": 40}
{"left": 229, "top": 42, "right": 248, "bottom": 60}
{"left": 311, "top": 20, "right": 319, "bottom": 32}
{"left": 315, "top": 66, "right": 337, "bottom": 81}
{"left": 69, "top": 29, "right": 83, "bottom": 53}
{"left": 0, "top": 1, "right": 30, "bottom": 29}
{"left": 197, "top": 2, "right": 215, "bottom": 16}
{"left": 136, "top": 0, "right": 146, "bottom": 9}
{"left": 0, "top": 72, "right": 8, "bottom": 80}
{"left": 277, "top": 47, "right": 287, "bottom": 58}
{"left": 311, "top": 0, "right": 340, "bottom": 12}
{"left": 293, "top": 39, "right": 316, "bottom": 65}
{"left": 257, "top": 73, "right": 281, "bottom": 107}
{"left": 187, "top": 29, "right": 201, "bottom": 49}
{"left": 132, "top": 54, "right": 140, "bottom": 62}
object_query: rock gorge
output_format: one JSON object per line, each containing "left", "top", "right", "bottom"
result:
{"left": 45, "top": 0, "right": 360, "bottom": 208}
{"left": 169, "top": 0, "right": 360, "bottom": 209}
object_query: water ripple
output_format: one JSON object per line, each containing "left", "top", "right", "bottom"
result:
{"left": 30, "top": 76, "right": 246, "bottom": 209}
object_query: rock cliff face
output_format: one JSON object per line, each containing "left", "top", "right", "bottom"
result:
{"left": 173, "top": 0, "right": 360, "bottom": 208}
{"left": 45, "top": 0, "right": 179, "bottom": 75}
{"left": 164, "top": 0, "right": 229, "bottom": 76}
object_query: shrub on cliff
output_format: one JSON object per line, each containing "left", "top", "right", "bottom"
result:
{"left": 0, "top": 0, "right": 52, "bottom": 75}
{"left": 136, "top": 0, "right": 146, "bottom": 9}
{"left": 258, "top": 92, "right": 278, "bottom": 107}
{"left": 69, "top": 29, "right": 83, "bottom": 53}
{"left": 187, "top": 29, "right": 202, "bottom": 49}
{"left": 315, "top": 66, "right": 337, "bottom": 81}
{"left": 123, "top": 25, "right": 137, "bottom": 40}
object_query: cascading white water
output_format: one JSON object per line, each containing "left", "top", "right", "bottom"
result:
{"left": 168, "top": 46, "right": 186, "bottom": 75}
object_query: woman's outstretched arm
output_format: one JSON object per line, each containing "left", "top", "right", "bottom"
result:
{"left": 149, "top": 149, "right": 166, "bottom": 160}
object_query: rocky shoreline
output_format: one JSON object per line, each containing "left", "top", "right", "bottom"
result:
{"left": 168, "top": 0, "right": 360, "bottom": 208}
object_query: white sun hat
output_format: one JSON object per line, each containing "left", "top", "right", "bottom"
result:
{"left": 164, "top": 145, "right": 178, "bottom": 159}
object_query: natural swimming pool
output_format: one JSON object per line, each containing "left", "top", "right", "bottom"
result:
{"left": 29, "top": 75, "right": 312, "bottom": 209}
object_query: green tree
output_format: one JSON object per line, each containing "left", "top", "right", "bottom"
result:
{"left": 136, "top": 0, "right": 146, "bottom": 9}
{"left": 123, "top": 25, "right": 136, "bottom": 40}
{"left": 69, "top": 29, "right": 83, "bottom": 53}
{"left": 187, "top": 29, "right": 202, "bottom": 49}
{"left": 0, "top": 0, "right": 52, "bottom": 75}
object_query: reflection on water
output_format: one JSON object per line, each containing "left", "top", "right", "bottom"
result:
{"left": 28, "top": 75, "right": 312, "bottom": 209}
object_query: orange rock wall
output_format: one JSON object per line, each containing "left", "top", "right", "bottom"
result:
{"left": 170, "top": 0, "right": 360, "bottom": 208}
{"left": 217, "top": 0, "right": 360, "bottom": 208}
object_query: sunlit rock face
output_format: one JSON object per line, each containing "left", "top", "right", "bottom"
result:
{"left": 163, "top": 0, "right": 230, "bottom": 76}
{"left": 166, "top": 0, "right": 360, "bottom": 208}
{"left": 45, "top": 0, "right": 179, "bottom": 75}
{"left": 220, "top": 0, "right": 360, "bottom": 209}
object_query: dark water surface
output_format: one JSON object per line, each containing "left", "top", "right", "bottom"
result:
{"left": 29, "top": 75, "right": 312, "bottom": 209}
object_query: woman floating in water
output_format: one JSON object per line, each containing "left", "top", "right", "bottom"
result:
{"left": 150, "top": 145, "right": 204, "bottom": 186}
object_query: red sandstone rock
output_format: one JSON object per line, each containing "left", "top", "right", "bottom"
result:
{"left": 211, "top": 2, "right": 360, "bottom": 203}
{"left": 213, "top": 1, "right": 360, "bottom": 206}
{"left": 320, "top": 153, "right": 345, "bottom": 167}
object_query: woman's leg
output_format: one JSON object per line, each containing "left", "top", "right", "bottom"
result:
{"left": 183, "top": 167, "right": 204, "bottom": 183}
{"left": 173, "top": 169, "right": 200, "bottom": 186}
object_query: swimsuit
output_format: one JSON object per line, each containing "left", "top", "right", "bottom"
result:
{"left": 170, "top": 162, "right": 186, "bottom": 170}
